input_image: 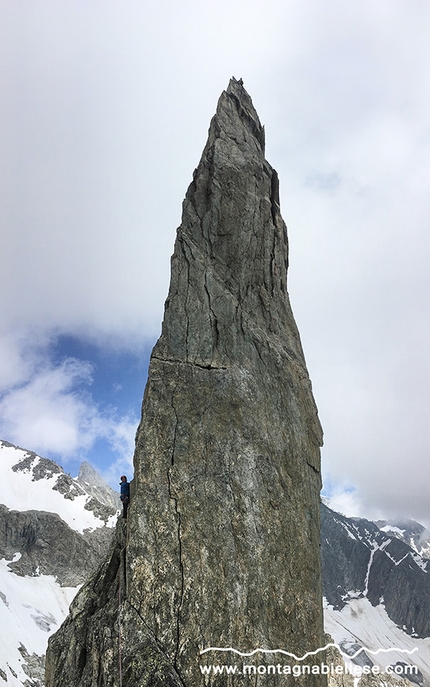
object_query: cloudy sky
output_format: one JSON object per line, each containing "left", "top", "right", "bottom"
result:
{"left": 1, "top": 0, "right": 429, "bottom": 525}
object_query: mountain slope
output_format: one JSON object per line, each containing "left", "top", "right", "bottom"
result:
{"left": 0, "top": 441, "right": 117, "bottom": 532}
{"left": 376, "top": 519, "right": 430, "bottom": 561}
{"left": 3, "top": 436, "right": 430, "bottom": 687}
{"left": 321, "top": 503, "right": 430, "bottom": 685}
{"left": 0, "top": 440, "right": 118, "bottom": 687}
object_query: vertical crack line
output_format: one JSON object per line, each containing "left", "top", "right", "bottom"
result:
{"left": 179, "top": 237, "right": 191, "bottom": 361}
{"left": 204, "top": 272, "right": 219, "bottom": 359}
{"left": 269, "top": 169, "right": 280, "bottom": 226}
{"left": 236, "top": 302, "right": 246, "bottom": 342}
{"left": 269, "top": 213, "right": 277, "bottom": 300}
{"left": 269, "top": 170, "right": 281, "bottom": 298}
{"left": 167, "top": 402, "right": 185, "bottom": 672}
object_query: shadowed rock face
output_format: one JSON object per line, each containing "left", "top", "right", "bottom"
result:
{"left": 0, "top": 505, "right": 114, "bottom": 587}
{"left": 46, "top": 78, "right": 325, "bottom": 687}
{"left": 321, "top": 503, "right": 430, "bottom": 639}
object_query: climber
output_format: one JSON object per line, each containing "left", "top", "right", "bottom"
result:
{"left": 119, "top": 475, "right": 130, "bottom": 519}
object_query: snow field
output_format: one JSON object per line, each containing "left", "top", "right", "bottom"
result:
{"left": 0, "top": 443, "right": 115, "bottom": 533}
{"left": 0, "top": 556, "right": 79, "bottom": 686}
{"left": 324, "top": 596, "right": 430, "bottom": 681}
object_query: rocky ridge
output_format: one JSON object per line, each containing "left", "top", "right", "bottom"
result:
{"left": 322, "top": 504, "right": 430, "bottom": 686}
{"left": 321, "top": 503, "right": 430, "bottom": 637}
{"left": 0, "top": 440, "right": 118, "bottom": 686}
{"left": 46, "top": 77, "right": 325, "bottom": 686}
{"left": 376, "top": 519, "right": 430, "bottom": 561}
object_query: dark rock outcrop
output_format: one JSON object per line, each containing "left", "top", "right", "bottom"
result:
{"left": 46, "top": 78, "right": 324, "bottom": 686}
{"left": 321, "top": 503, "right": 430, "bottom": 638}
{"left": 0, "top": 504, "right": 114, "bottom": 586}
{"left": 46, "top": 520, "right": 128, "bottom": 686}
{"left": 376, "top": 518, "right": 430, "bottom": 560}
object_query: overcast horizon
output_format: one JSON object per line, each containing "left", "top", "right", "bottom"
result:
{"left": 1, "top": 0, "right": 430, "bottom": 526}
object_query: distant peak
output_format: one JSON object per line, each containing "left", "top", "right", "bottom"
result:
{"left": 78, "top": 460, "right": 99, "bottom": 480}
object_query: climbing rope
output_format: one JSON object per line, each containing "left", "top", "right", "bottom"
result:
{"left": 118, "top": 554, "right": 123, "bottom": 687}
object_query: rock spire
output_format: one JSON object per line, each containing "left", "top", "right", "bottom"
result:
{"left": 46, "top": 77, "right": 325, "bottom": 686}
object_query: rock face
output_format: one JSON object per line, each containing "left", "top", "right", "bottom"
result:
{"left": 0, "top": 505, "right": 114, "bottom": 587}
{"left": 321, "top": 504, "right": 430, "bottom": 638}
{"left": 376, "top": 518, "right": 430, "bottom": 560}
{"left": 46, "top": 78, "right": 324, "bottom": 686}
{"left": 322, "top": 504, "right": 430, "bottom": 686}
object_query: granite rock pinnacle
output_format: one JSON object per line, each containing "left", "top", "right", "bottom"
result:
{"left": 46, "top": 77, "right": 325, "bottom": 687}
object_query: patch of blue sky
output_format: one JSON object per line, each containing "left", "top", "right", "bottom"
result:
{"left": 50, "top": 334, "right": 152, "bottom": 483}
{"left": 321, "top": 474, "right": 356, "bottom": 499}
{"left": 51, "top": 335, "right": 151, "bottom": 416}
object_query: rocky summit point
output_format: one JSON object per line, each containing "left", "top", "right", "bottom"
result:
{"left": 46, "top": 77, "right": 325, "bottom": 687}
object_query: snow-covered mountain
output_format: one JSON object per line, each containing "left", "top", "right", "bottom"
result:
{"left": 0, "top": 440, "right": 119, "bottom": 687}
{"left": 321, "top": 503, "right": 430, "bottom": 685}
{"left": 376, "top": 518, "right": 430, "bottom": 561}
{"left": 3, "top": 436, "right": 430, "bottom": 687}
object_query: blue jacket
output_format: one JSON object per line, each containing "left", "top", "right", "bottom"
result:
{"left": 120, "top": 481, "right": 130, "bottom": 499}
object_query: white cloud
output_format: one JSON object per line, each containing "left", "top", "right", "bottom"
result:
{"left": 0, "top": 334, "right": 137, "bottom": 470}
{"left": 101, "top": 449, "right": 134, "bottom": 493}
{"left": 323, "top": 488, "right": 365, "bottom": 521}
{"left": 0, "top": 333, "right": 39, "bottom": 391}
{"left": 0, "top": 0, "right": 430, "bottom": 523}
{"left": 0, "top": 356, "right": 94, "bottom": 455}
